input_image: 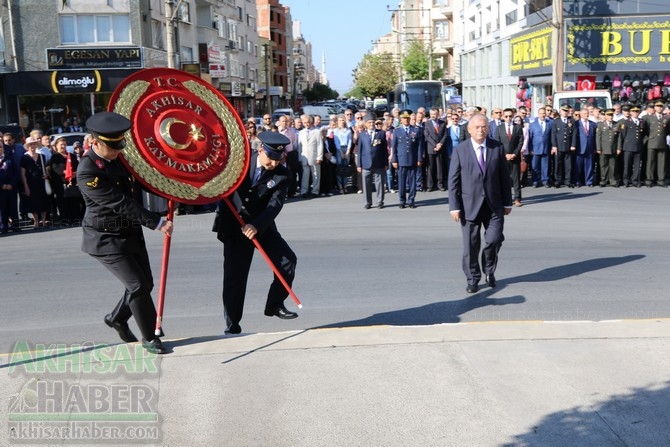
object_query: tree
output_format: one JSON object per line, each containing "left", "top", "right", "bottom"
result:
{"left": 302, "top": 82, "right": 339, "bottom": 102}
{"left": 353, "top": 52, "right": 399, "bottom": 98}
{"left": 344, "top": 85, "right": 364, "bottom": 100}
{"left": 402, "top": 40, "right": 444, "bottom": 81}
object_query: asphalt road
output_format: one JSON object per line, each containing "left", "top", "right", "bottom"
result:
{"left": 1, "top": 185, "right": 669, "bottom": 354}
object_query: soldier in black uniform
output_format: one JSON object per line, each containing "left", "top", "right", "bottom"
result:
{"left": 213, "top": 132, "right": 298, "bottom": 335}
{"left": 595, "top": 109, "right": 620, "bottom": 187}
{"left": 642, "top": 100, "right": 669, "bottom": 187}
{"left": 77, "top": 112, "right": 173, "bottom": 354}
{"left": 618, "top": 105, "right": 647, "bottom": 187}
{"left": 550, "top": 104, "right": 578, "bottom": 188}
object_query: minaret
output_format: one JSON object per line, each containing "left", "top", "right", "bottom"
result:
{"left": 320, "top": 50, "right": 327, "bottom": 85}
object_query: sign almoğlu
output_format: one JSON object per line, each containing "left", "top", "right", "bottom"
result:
{"left": 566, "top": 16, "right": 670, "bottom": 72}
{"left": 510, "top": 26, "right": 553, "bottom": 76}
{"left": 46, "top": 47, "right": 143, "bottom": 70}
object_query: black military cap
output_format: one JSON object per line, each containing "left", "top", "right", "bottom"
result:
{"left": 258, "top": 131, "right": 290, "bottom": 161}
{"left": 630, "top": 105, "right": 641, "bottom": 112}
{"left": 86, "top": 112, "right": 131, "bottom": 150}
{"left": 560, "top": 104, "right": 571, "bottom": 112}
{"left": 604, "top": 109, "right": 615, "bottom": 116}
{"left": 621, "top": 105, "right": 631, "bottom": 112}
{"left": 399, "top": 109, "right": 413, "bottom": 118}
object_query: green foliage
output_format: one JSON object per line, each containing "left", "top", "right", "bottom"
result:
{"left": 345, "top": 85, "right": 364, "bottom": 99}
{"left": 353, "top": 52, "right": 399, "bottom": 98}
{"left": 303, "top": 82, "right": 339, "bottom": 102}
{"left": 403, "top": 40, "right": 444, "bottom": 81}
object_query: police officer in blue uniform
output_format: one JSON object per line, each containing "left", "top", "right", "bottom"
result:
{"left": 550, "top": 104, "right": 578, "bottom": 188}
{"left": 391, "top": 109, "right": 423, "bottom": 208}
{"left": 77, "top": 112, "right": 173, "bottom": 354}
{"left": 213, "top": 131, "right": 298, "bottom": 335}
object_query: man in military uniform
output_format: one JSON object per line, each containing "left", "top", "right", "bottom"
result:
{"left": 550, "top": 104, "right": 578, "bottom": 188}
{"left": 595, "top": 109, "right": 621, "bottom": 187}
{"left": 391, "top": 109, "right": 423, "bottom": 208}
{"left": 642, "top": 100, "right": 669, "bottom": 187}
{"left": 213, "top": 132, "right": 298, "bottom": 335}
{"left": 77, "top": 112, "right": 173, "bottom": 355}
{"left": 618, "top": 105, "right": 647, "bottom": 187}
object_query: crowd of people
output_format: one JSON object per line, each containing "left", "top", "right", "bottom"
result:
{"left": 0, "top": 129, "right": 89, "bottom": 234}
{"left": 246, "top": 98, "right": 670, "bottom": 210}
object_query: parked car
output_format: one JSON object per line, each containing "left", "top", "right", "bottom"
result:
{"left": 50, "top": 132, "right": 86, "bottom": 153}
{"left": 271, "top": 108, "right": 294, "bottom": 124}
{"left": 0, "top": 124, "right": 26, "bottom": 143}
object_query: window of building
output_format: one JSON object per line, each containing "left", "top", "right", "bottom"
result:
{"left": 505, "top": 10, "right": 517, "bottom": 26}
{"left": 151, "top": 19, "right": 164, "bottom": 49}
{"left": 237, "top": 6, "right": 243, "bottom": 21}
{"left": 247, "top": 14, "right": 256, "bottom": 30}
{"left": 181, "top": 46, "right": 193, "bottom": 63}
{"left": 60, "top": 14, "right": 130, "bottom": 44}
{"left": 177, "top": 2, "right": 190, "bottom": 23}
{"left": 434, "top": 20, "right": 449, "bottom": 39}
{"left": 229, "top": 22, "right": 238, "bottom": 42}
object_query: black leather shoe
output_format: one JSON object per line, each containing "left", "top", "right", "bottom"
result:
{"left": 378, "top": 203, "right": 384, "bottom": 209}
{"left": 364, "top": 204, "right": 371, "bottom": 209}
{"left": 142, "top": 338, "right": 167, "bottom": 355}
{"left": 409, "top": 203, "right": 416, "bottom": 209}
{"left": 466, "top": 284, "right": 479, "bottom": 293}
{"left": 399, "top": 204, "right": 406, "bottom": 209}
{"left": 486, "top": 274, "right": 496, "bottom": 288}
{"left": 104, "top": 314, "right": 138, "bottom": 343}
{"left": 224, "top": 324, "right": 241, "bottom": 335}
{"left": 264, "top": 305, "right": 298, "bottom": 319}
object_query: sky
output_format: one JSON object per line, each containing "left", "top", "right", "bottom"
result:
{"left": 280, "top": 0, "right": 395, "bottom": 96}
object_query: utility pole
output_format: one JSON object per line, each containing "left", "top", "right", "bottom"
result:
{"left": 264, "top": 43, "right": 272, "bottom": 114}
{"left": 166, "top": 0, "right": 175, "bottom": 69}
{"left": 552, "top": 0, "right": 564, "bottom": 94}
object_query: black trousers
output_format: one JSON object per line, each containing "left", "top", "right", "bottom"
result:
{"left": 222, "top": 229, "right": 296, "bottom": 329}
{"left": 92, "top": 250, "right": 158, "bottom": 341}
{"left": 508, "top": 160, "right": 521, "bottom": 201}
{"left": 623, "top": 151, "right": 641, "bottom": 186}
{"left": 555, "top": 151, "right": 573, "bottom": 186}
{"left": 285, "top": 151, "right": 301, "bottom": 196}
{"left": 427, "top": 151, "right": 445, "bottom": 190}
{"left": 460, "top": 202, "right": 504, "bottom": 286}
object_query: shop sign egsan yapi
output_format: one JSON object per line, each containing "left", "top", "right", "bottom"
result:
{"left": 51, "top": 70, "right": 102, "bottom": 93}
{"left": 566, "top": 16, "right": 670, "bottom": 72}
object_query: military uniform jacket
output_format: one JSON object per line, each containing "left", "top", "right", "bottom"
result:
{"left": 642, "top": 113, "right": 670, "bottom": 149}
{"left": 77, "top": 150, "right": 162, "bottom": 255}
{"left": 213, "top": 151, "right": 288, "bottom": 243}
{"left": 391, "top": 125, "right": 422, "bottom": 166}
{"left": 595, "top": 121, "right": 619, "bottom": 155}
{"left": 550, "top": 117, "right": 578, "bottom": 152}
{"left": 618, "top": 118, "right": 647, "bottom": 153}
{"left": 358, "top": 129, "right": 388, "bottom": 170}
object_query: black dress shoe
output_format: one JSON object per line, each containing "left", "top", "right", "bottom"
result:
{"left": 409, "top": 203, "right": 416, "bottom": 209}
{"left": 142, "top": 338, "right": 167, "bottom": 355}
{"left": 264, "top": 305, "right": 298, "bottom": 319}
{"left": 378, "top": 203, "right": 384, "bottom": 209}
{"left": 364, "top": 204, "right": 372, "bottom": 209}
{"left": 399, "top": 204, "right": 406, "bottom": 209}
{"left": 104, "top": 314, "right": 138, "bottom": 343}
{"left": 466, "top": 284, "right": 479, "bottom": 293}
{"left": 224, "top": 324, "right": 241, "bottom": 335}
{"left": 486, "top": 274, "right": 497, "bottom": 288}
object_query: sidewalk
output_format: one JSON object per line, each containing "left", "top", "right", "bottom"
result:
{"left": 3, "top": 319, "right": 670, "bottom": 446}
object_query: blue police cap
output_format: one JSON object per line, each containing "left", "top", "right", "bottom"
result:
{"left": 258, "top": 131, "right": 290, "bottom": 161}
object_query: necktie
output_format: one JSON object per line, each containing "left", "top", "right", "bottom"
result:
{"left": 478, "top": 146, "right": 486, "bottom": 173}
{"left": 405, "top": 127, "right": 409, "bottom": 136}
{"left": 434, "top": 121, "right": 439, "bottom": 132}
{"left": 252, "top": 166, "right": 262, "bottom": 183}
{"left": 583, "top": 120, "right": 588, "bottom": 134}
{"left": 507, "top": 125, "right": 512, "bottom": 139}
{"left": 540, "top": 121, "right": 545, "bottom": 132}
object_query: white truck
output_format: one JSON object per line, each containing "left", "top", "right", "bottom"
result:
{"left": 552, "top": 90, "right": 612, "bottom": 111}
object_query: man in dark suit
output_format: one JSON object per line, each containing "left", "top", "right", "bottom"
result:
{"left": 551, "top": 104, "right": 578, "bottom": 188}
{"left": 391, "top": 109, "right": 422, "bottom": 208}
{"left": 642, "top": 100, "right": 669, "bottom": 187}
{"left": 595, "top": 108, "right": 620, "bottom": 187}
{"left": 448, "top": 114, "right": 513, "bottom": 294}
{"left": 527, "top": 107, "right": 553, "bottom": 187}
{"left": 618, "top": 105, "right": 647, "bottom": 187}
{"left": 357, "top": 117, "right": 388, "bottom": 209}
{"left": 423, "top": 107, "right": 448, "bottom": 191}
{"left": 213, "top": 132, "right": 298, "bottom": 335}
{"left": 575, "top": 108, "right": 597, "bottom": 186}
{"left": 77, "top": 112, "right": 173, "bottom": 355}
{"left": 496, "top": 108, "right": 524, "bottom": 206}
{"left": 488, "top": 108, "right": 503, "bottom": 140}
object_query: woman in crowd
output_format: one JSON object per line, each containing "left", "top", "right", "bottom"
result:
{"left": 48, "top": 136, "right": 80, "bottom": 225}
{"left": 334, "top": 114, "right": 352, "bottom": 194}
{"left": 19, "top": 137, "right": 50, "bottom": 229}
{"left": 320, "top": 124, "right": 337, "bottom": 196}
{"left": 246, "top": 122, "right": 261, "bottom": 152}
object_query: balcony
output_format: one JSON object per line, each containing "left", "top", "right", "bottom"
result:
{"left": 433, "top": 0, "right": 454, "bottom": 18}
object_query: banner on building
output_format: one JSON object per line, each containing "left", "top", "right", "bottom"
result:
{"left": 565, "top": 15, "right": 670, "bottom": 72}
{"left": 46, "top": 47, "right": 143, "bottom": 70}
{"left": 510, "top": 26, "right": 553, "bottom": 76}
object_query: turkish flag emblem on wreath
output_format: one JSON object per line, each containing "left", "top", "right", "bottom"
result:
{"left": 577, "top": 75, "right": 597, "bottom": 91}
